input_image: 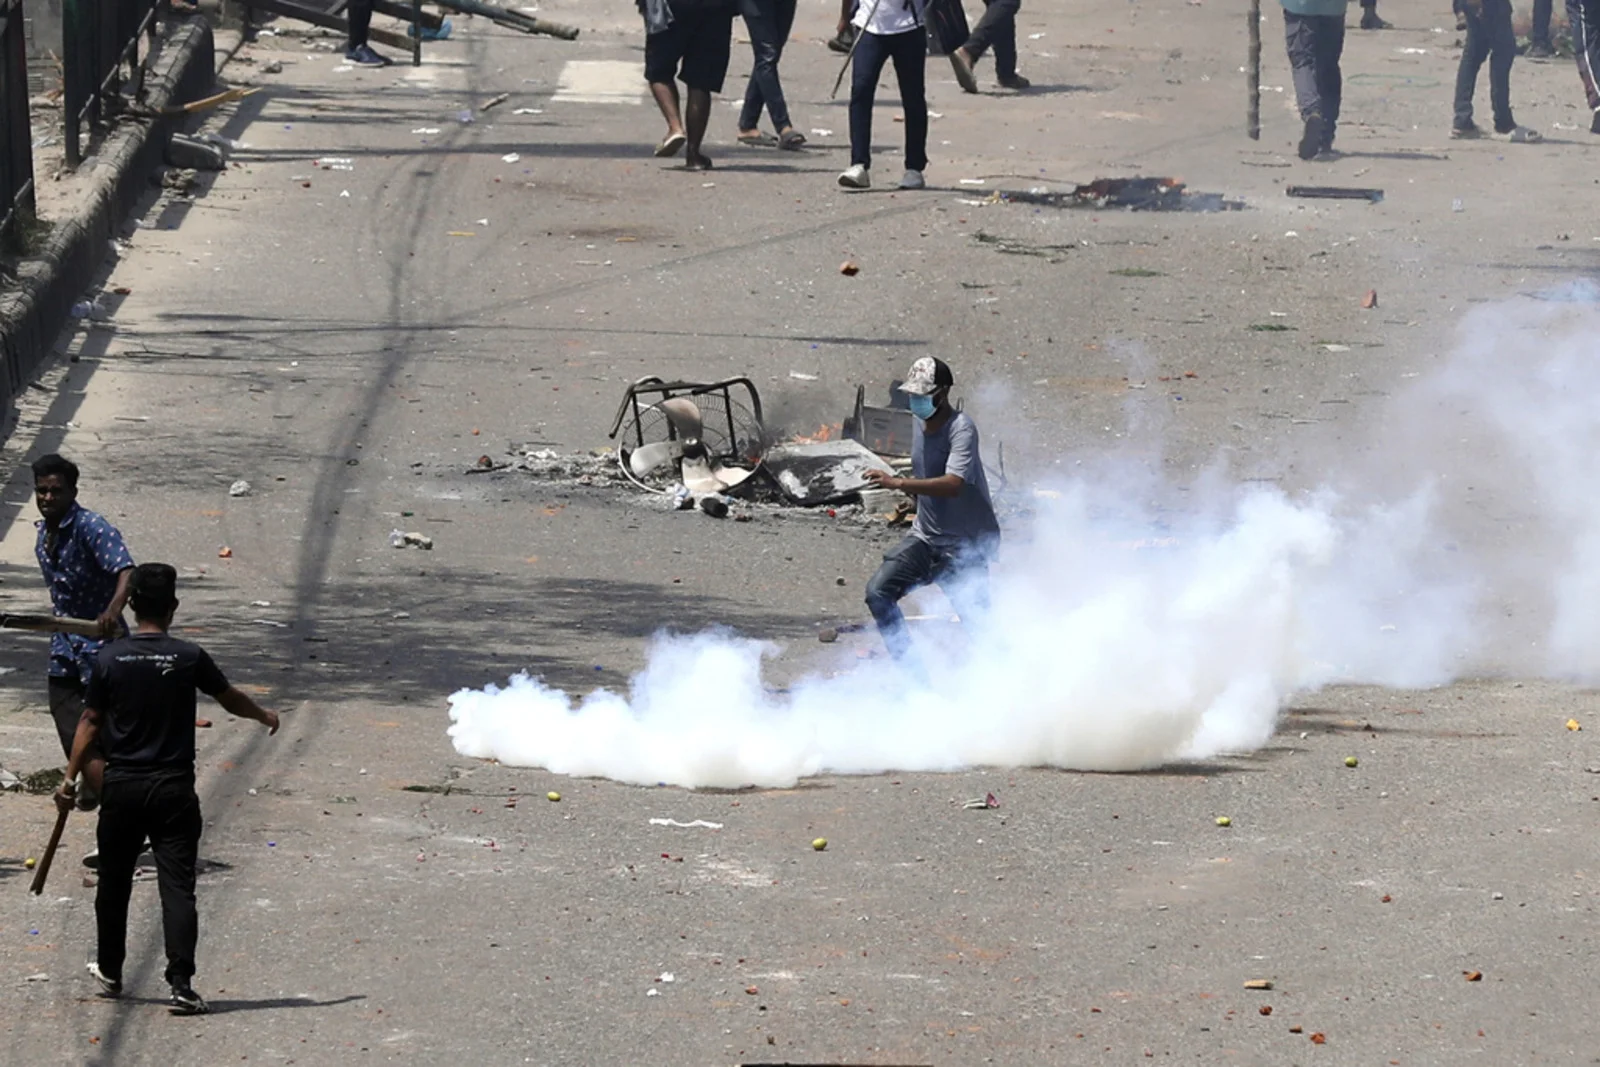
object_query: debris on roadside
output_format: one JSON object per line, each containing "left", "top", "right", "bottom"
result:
{"left": 229, "top": 479, "right": 252, "bottom": 497}
{"left": 1286, "top": 184, "right": 1384, "bottom": 203}
{"left": 1243, "top": 979, "right": 1273, "bottom": 990}
{"left": 649, "top": 817, "right": 723, "bottom": 829}
{"left": 763, "top": 439, "right": 896, "bottom": 506}
{"left": 165, "top": 133, "right": 226, "bottom": 171}
{"left": 1361, "top": 289, "right": 1379, "bottom": 309}
{"left": 963, "top": 792, "right": 1000, "bottom": 810}
{"left": 481, "top": 91, "right": 511, "bottom": 111}
{"left": 987, "top": 176, "right": 1245, "bottom": 212}
{"left": 389, "top": 530, "right": 434, "bottom": 550}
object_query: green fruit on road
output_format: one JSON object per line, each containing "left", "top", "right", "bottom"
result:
{"left": 1215, "top": 816, "right": 1232, "bottom": 827}
{"left": 812, "top": 838, "right": 828, "bottom": 851}
{"left": 1345, "top": 756, "right": 1359, "bottom": 768}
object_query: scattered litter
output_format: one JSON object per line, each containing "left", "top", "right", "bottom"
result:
{"left": 448, "top": 231, "right": 476, "bottom": 237}
{"left": 963, "top": 792, "right": 1000, "bottom": 810}
{"left": 25, "top": 973, "right": 49, "bottom": 982}
{"left": 262, "top": 59, "right": 284, "bottom": 74}
{"left": 1285, "top": 184, "right": 1383, "bottom": 203}
{"left": 340, "top": 190, "right": 351, "bottom": 198}
{"left": 1464, "top": 970, "right": 1483, "bottom": 981}
{"left": 195, "top": 718, "right": 212, "bottom": 728}
{"left": 457, "top": 109, "right": 475, "bottom": 124}
{"left": 229, "top": 479, "right": 252, "bottom": 497}
{"left": 476, "top": 217, "right": 489, "bottom": 226}
{"left": 959, "top": 178, "right": 987, "bottom": 185}
{"left": 166, "top": 133, "right": 226, "bottom": 171}
{"left": 1396, "top": 46, "right": 1428, "bottom": 53}
{"left": 512, "top": 107, "right": 543, "bottom": 114}
{"left": 811, "top": 127, "right": 833, "bottom": 137}
{"left": 764, "top": 440, "right": 895, "bottom": 506}
{"left": 481, "top": 92, "right": 511, "bottom": 111}
{"left": 218, "top": 546, "right": 233, "bottom": 559}
{"left": 1323, "top": 343, "right": 1351, "bottom": 352}
{"left": 1452, "top": 198, "right": 1465, "bottom": 212}
{"left": 699, "top": 494, "right": 730, "bottom": 518}
{"left": 649, "top": 818, "right": 724, "bottom": 829}
{"left": 252, "top": 619, "right": 289, "bottom": 629}
{"left": 502, "top": 152, "right": 522, "bottom": 163}
{"left": 314, "top": 156, "right": 355, "bottom": 171}
{"left": 333, "top": 63, "right": 354, "bottom": 72}
{"left": 928, "top": 110, "right": 943, "bottom": 119}
{"left": 1567, "top": 718, "right": 1582, "bottom": 731}
{"left": 389, "top": 530, "right": 434, "bottom": 550}
{"left": 1243, "top": 979, "right": 1273, "bottom": 990}
{"left": 1361, "top": 289, "right": 1378, "bottom": 309}
{"left": 818, "top": 622, "right": 868, "bottom": 643}
{"left": 1309, "top": 1033, "right": 1327, "bottom": 1045}
{"left": 646, "top": 988, "right": 660, "bottom": 997}
{"left": 1028, "top": 31, "right": 1045, "bottom": 38}
{"left": 788, "top": 371, "right": 819, "bottom": 381}
{"left": 413, "top": 126, "right": 441, "bottom": 134}
{"left": 658, "top": 972, "right": 675, "bottom": 983}
{"left": 839, "top": 260, "right": 860, "bottom": 276}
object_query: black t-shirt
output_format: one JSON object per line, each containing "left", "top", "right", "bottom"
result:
{"left": 86, "top": 632, "right": 230, "bottom": 780}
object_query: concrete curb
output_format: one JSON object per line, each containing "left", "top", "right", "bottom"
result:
{"left": 0, "top": 17, "right": 218, "bottom": 403}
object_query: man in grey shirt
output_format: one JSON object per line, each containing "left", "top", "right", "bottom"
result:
{"left": 862, "top": 357, "right": 1000, "bottom": 663}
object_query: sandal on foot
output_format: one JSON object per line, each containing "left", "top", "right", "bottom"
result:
{"left": 1450, "top": 123, "right": 1482, "bottom": 139}
{"left": 778, "top": 129, "right": 807, "bottom": 150}
{"left": 737, "top": 130, "right": 779, "bottom": 147}
{"left": 655, "top": 132, "right": 687, "bottom": 157}
{"left": 1504, "top": 125, "right": 1542, "bottom": 143}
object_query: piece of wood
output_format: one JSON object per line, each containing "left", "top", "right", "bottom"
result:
{"left": 0, "top": 613, "right": 102, "bottom": 638}
{"left": 29, "top": 806, "right": 69, "bottom": 895}
{"left": 1247, "top": 0, "right": 1261, "bottom": 140}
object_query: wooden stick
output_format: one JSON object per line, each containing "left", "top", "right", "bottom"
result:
{"left": 0, "top": 614, "right": 103, "bottom": 638}
{"left": 1248, "top": 0, "right": 1262, "bottom": 140}
{"left": 29, "top": 805, "right": 69, "bottom": 895}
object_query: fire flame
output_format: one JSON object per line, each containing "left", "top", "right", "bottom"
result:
{"left": 790, "top": 422, "right": 841, "bottom": 444}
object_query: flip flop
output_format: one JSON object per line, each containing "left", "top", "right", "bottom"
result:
{"left": 778, "top": 129, "right": 807, "bottom": 150}
{"left": 1450, "top": 124, "right": 1482, "bottom": 139}
{"left": 655, "top": 132, "right": 687, "bottom": 158}
{"left": 1505, "top": 125, "right": 1542, "bottom": 143}
{"left": 737, "top": 130, "right": 779, "bottom": 147}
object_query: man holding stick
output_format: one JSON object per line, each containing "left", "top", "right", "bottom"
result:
{"left": 55, "top": 564, "right": 280, "bottom": 1014}
{"left": 33, "top": 454, "right": 134, "bottom": 851}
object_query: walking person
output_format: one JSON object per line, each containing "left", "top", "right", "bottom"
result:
{"left": 1567, "top": 0, "right": 1600, "bottom": 132}
{"left": 838, "top": 0, "right": 930, "bottom": 190}
{"left": 1357, "top": 0, "right": 1393, "bottom": 28}
{"left": 1281, "top": 0, "right": 1348, "bottom": 159}
{"left": 55, "top": 564, "right": 280, "bottom": 1014}
{"left": 949, "top": 0, "right": 1032, "bottom": 92}
{"left": 737, "top": 0, "right": 807, "bottom": 149}
{"left": 860, "top": 358, "right": 1000, "bottom": 668}
{"left": 32, "top": 454, "right": 134, "bottom": 864}
{"left": 1528, "top": 0, "right": 1555, "bottom": 58}
{"left": 345, "top": 0, "right": 394, "bottom": 66}
{"left": 1453, "top": 0, "right": 1541, "bottom": 141}
{"left": 640, "top": 0, "right": 738, "bottom": 169}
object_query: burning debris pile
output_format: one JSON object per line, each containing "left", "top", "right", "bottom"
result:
{"left": 985, "top": 176, "right": 1246, "bottom": 213}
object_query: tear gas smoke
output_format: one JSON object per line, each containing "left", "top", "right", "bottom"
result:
{"left": 448, "top": 296, "right": 1600, "bottom": 788}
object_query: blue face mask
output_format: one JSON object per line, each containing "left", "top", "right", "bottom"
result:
{"left": 909, "top": 394, "right": 937, "bottom": 421}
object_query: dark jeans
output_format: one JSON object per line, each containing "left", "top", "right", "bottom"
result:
{"left": 963, "top": 0, "right": 1020, "bottom": 80}
{"left": 1532, "top": 0, "right": 1553, "bottom": 45}
{"left": 346, "top": 0, "right": 372, "bottom": 48}
{"left": 738, "top": 0, "right": 795, "bottom": 131}
{"left": 47, "top": 675, "right": 85, "bottom": 758}
{"left": 1284, "top": 11, "right": 1344, "bottom": 144}
{"left": 865, "top": 535, "right": 992, "bottom": 661}
{"left": 1571, "top": 0, "right": 1600, "bottom": 109}
{"left": 96, "top": 773, "right": 202, "bottom": 986}
{"left": 849, "top": 27, "right": 929, "bottom": 171}
{"left": 1455, "top": 0, "right": 1517, "bottom": 130}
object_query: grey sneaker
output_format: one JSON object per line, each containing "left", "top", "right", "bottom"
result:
{"left": 88, "top": 962, "right": 122, "bottom": 998}
{"left": 170, "top": 983, "right": 210, "bottom": 1015}
{"left": 838, "top": 164, "right": 870, "bottom": 189}
{"left": 898, "top": 169, "right": 925, "bottom": 190}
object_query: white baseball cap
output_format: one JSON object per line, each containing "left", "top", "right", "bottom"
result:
{"left": 899, "top": 356, "right": 953, "bottom": 396}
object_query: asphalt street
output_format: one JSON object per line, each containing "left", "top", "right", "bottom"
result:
{"left": 3, "top": 0, "right": 1600, "bottom": 1062}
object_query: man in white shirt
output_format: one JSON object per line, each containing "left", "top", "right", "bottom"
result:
{"left": 836, "top": 0, "right": 929, "bottom": 191}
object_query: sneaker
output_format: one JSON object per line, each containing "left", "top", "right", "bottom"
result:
{"left": 1502, "top": 125, "right": 1542, "bottom": 143}
{"left": 838, "top": 164, "right": 870, "bottom": 189}
{"left": 898, "top": 169, "right": 925, "bottom": 190}
{"left": 827, "top": 24, "right": 856, "bottom": 54}
{"left": 1360, "top": 11, "right": 1393, "bottom": 28}
{"left": 1450, "top": 121, "right": 1482, "bottom": 139}
{"left": 1591, "top": 109, "right": 1600, "bottom": 135}
{"left": 997, "top": 73, "right": 1032, "bottom": 90}
{"left": 82, "top": 848, "right": 99, "bottom": 870}
{"left": 170, "top": 983, "right": 210, "bottom": 1015}
{"left": 1526, "top": 39, "right": 1555, "bottom": 58}
{"left": 1298, "top": 113, "right": 1326, "bottom": 160}
{"left": 345, "top": 44, "right": 391, "bottom": 67}
{"left": 87, "top": 962, "right": 122, "bottom": 998}
{"left": 949, "top": 50, "right": 980, "bottom": 94}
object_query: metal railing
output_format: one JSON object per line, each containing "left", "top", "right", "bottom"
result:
{"left": 1, "top": 0, "right": 35, "bottom": 252}
{"left": 62, "top": 0, "right": 160, "bottom": 166}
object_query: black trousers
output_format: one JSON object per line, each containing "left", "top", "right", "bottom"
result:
{"left": 47, "top": 675, "right": 85, "bottom": 758}
{"left": 96, "top": 773, "right": 202, "bottom": 986}
{"left": 849, "top": 27, "right": 928, "bottom": 171}
{"left": 1454, "top": 0, "right": 1517, "bottom": 131}
{"left": 1571, "top": 0, "right": 1600, "bottom": 110}
{"left": 1284, "top": 10, "right": 1344, "bottom": 145}
{"left": 347, "top": 0, "right": 372, "bottom": 49}
{"left": 963, "top": 0, "right": 1020, "bottom": 80}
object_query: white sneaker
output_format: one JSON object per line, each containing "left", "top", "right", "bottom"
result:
{"left": 899, "top": 169, "right": 925, "bottom": 190}
{"left": 838, "top": 164, "right": 870, "bottom": 189}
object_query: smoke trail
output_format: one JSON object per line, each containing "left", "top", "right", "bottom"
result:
{"left": 447, "top": 295, "right": 1600, "bottom": 787}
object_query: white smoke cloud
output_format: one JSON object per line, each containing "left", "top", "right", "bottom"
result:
{"left": 447, "top": 293, "right": 1600, "bottom": 787}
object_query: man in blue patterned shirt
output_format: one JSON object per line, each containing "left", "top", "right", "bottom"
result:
{"left": 33, "top": 454, "right": 134, "bottom": 826}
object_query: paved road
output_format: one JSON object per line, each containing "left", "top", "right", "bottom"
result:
{"left": 3, "top": 0, "right": 1600, "bottom": 1062}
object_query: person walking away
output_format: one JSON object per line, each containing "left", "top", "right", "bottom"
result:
{"left": 861, "top": 358, "right": 1000, "bottom": 669}
{"left": 949, "top": 0, "right": 1031, "bottom": 92}
{"left": 1358, "top": 0, "right": 1392, "bottom": 28}
{"left": 1281, "top": 0, "right": 1348, "bottom": 159}
{"left": 56, "top": 564, "right": 280, "bottom": 1015}
{"left": 1527, "top": 0, "right": 1556, "bottom": 57}
{"left": 345, "top": 0, "right": 393, "bottom": 66}
{"left": 838, "top": 0, "right": 930, "bottom": 190}
{"left": 32, "top": 454, "right": 134, "bottom": 864}
{"left": 737, "top": 0, "right": 807, "bottom": 149}
{"left": 640, "top": 0, "right": 738, "bottom": 169}
{"left": 1568, "top": 0, "right": 1600, "bottom": 131}
{"left": 1453, "top": 0, "right": 1541, "bottom": 141}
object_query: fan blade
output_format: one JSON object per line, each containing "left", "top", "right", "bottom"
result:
{"left": 658, "top": 397, "right": 705, "bottom": 442}
{"left": 628, "top": 440, "right": 683, "bottom": 477}
{"left": 711, "top": 465, "right": 754, "bottom": 492}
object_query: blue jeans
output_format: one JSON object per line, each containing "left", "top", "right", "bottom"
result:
{"left": 738, "top": 0, "right": 796, "bottom": 132}
{"left": 865, "top": 535, "right": 992, "bottom": 661}
{"left": 849, "top": 27, "right": 928, "bottom": 171}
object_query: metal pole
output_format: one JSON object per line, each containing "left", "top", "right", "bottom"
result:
{"left": 1247, "top": 0, "right": 1261, "bottom": 140}
{"left": 412, "top": 0, "right": 422, "bottom": 65}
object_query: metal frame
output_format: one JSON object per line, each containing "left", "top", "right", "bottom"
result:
{"left": 62, "top": 0, "right": 160, "bottom": 166}
{"left": 0, "top": 0, "right": 35, "bottom": 251}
